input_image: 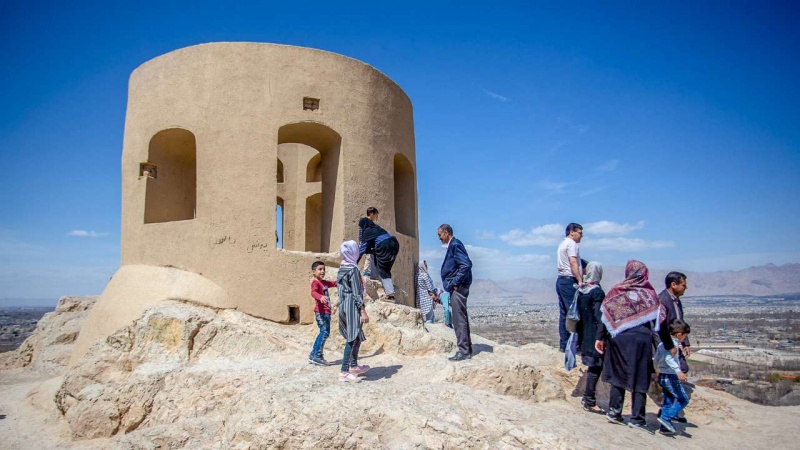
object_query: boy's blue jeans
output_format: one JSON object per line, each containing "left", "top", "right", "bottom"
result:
{"left": 311, "top": 313, "right": 331, "bottom": 358}
{"left": 659, "top": 373, "right": 690, "bottom": 421}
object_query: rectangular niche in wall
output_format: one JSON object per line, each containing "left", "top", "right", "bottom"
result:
{"left": 287, "top": 305, "right": 300, "bottom": 324}
{"left": 303, "top": 97, "right": 320, "bottom": 111}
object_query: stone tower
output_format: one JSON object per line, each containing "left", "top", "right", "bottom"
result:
{"left": 71, "top": 43, "right": 418, "bottom": 363}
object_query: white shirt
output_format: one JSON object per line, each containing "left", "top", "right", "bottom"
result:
{"left": 557, "top": 237, "right": 580, "bottom": 277}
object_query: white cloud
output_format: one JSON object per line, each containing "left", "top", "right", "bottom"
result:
{"left": 557, "top": 116, "right": 590, "bottom": 134}
{"left": 547, "top": 140, "right": 568, "bottom": 155}
{"left": 420, "top": 245, "right": 551, "bottom": 282}
{"left": 584, "top": 220, "right": 644, "bottom": 235}
{"left": 484, "top": 90, "right": 509, "bottom": 102}
{"left": 475, "top": 230, "right": 495, "bottom": 240}
{"left": 497, "top": 220, "right": 671, "bottom": 252}
{"left": 499, "top": 223, "right": 564, "bottom": 247}
{"left": 584, "top": 237, "right": 675, "bottom": 252}
{"left": 579, "top": 186, "right": 608, "bottom": 197}
{"left": 539, "top": 180, "right": 573, "bottom": 194}
{"left": 596, "top": 159, "right": 619, "bottom": 173}
{"left": 68, "top": 230, "right": 110, "bottom": 238}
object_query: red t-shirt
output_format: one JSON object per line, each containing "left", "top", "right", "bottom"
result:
{"left": 311, "top": 279, "right": 337, "bottom": 314}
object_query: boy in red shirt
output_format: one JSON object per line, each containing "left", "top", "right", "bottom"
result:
{"left": 309, "top": 261, "right": 337, "bottom": 366}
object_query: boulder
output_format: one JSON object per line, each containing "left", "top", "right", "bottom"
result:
{"left": 0, "top": 296, "right": 97, "bottom": 372}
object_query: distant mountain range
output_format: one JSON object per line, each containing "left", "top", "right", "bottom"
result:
{"left": 469, "top": 263, "right": 800, "bottom": 305}
{"left": 0, "top": 298, "right": 57, "bottom": 308}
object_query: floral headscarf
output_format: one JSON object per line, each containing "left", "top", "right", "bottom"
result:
{"left": 600, "top": 260, "right": 666, "bottom": 337}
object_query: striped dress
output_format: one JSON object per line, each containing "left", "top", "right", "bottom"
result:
{"left": 415, "top": 267, "right": 435, "bottom": 315}
{"left": 337, "top": 264, "right": 366, "bottom": 343}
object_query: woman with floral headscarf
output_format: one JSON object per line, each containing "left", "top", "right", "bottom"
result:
{"left": 338, "top": 240, "right": 370, "bottom": 383}
{"left": 595, "top": 260, "right": 674, "bottom": 430}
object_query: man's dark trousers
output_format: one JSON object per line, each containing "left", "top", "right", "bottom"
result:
{"left": 451, "top": 286, "right": 472, "bottom": 355}
{"left": 556, "top": 276, "right": 578, "bottom": 352}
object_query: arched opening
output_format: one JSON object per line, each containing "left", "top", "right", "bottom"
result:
{"left": 306, "top": 153, "right": 321, "bottom": 182}
{"left": 276, "top": 122, "right": 341, "bottom": 253}
{"left": 394, "top": 153, "right": 416, "bottom": 237}
{"left": 144, "top": 128, "right": 196, "bottom": 224}
{"left": 277, "top": 159, "right": 284, "bottom": 183}
{"left": 305, "top": 193, "right": 322, "bottom": 252}
{"left": 276, "top": 197, "right": 284, "bottom": 249}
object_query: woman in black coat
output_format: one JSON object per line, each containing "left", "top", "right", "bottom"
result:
{"left": 575, "top": 261, "right": 606, "bottom": 411}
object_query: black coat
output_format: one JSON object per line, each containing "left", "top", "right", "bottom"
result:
{"left": 577, "top": 287, "right": 605, "bottom": 361}
{"left": 657, "top": 289, "right": 690, "bottom": 373}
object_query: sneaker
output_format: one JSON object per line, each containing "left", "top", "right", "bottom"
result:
{"left": 627, "top": 421, "right": 654, "bottom": 434}
{"left": 339, "top": 372, "right": 361, "bottom": 383}
{"left": 349, "top": 365, "right": 371, "bottom": 375}
{"left": 606, "top": 414, "right": 625, "bottom": 425}
{"left": 659, "top": 425, "right": 676, "bottom": 435}
{"left": 673, "top": 416, "right": 688, "bottom": 424}
{"left": 308, "top": 356, "right": 328, "bottom": 366}
{"left": 657, "top": 417, "right": 676, "bottom": 434}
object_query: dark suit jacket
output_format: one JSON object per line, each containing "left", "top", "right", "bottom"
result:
{"left": 658, "top": 289, "right": 690, "bottom": 373}
{"left": 440, "top": 237, "right": 473, "bottom": 293}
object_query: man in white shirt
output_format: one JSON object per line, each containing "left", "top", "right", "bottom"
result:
{"left": 556, "top": 223, "right": 583, "bottom": 352}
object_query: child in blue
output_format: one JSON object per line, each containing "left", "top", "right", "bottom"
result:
{"left": 654, "top": 319, "right": 691, "bottom": 435}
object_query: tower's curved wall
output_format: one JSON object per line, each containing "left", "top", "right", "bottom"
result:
{"left": 72, "top": 43, "right": 418, "bottom": 362}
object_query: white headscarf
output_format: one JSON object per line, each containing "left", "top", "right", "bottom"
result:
{"left": 340, "top": 240, "right": 359, "bottom": 266}
{"left": 578, "top": 261, "right": 603, "bottom": 294}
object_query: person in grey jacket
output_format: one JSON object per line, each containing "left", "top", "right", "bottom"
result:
{"left": 654, "top": 320, "right": 691, "bottom": 434}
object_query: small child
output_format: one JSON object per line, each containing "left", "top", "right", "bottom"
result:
{"left": 338, "top": 240, "right": 370, "bottom": 383}
{"left": 309, "top": 261, "right": 337, "bottom": 366}
{"left": 654, "top": 320, "right": 691, "bottom": 435}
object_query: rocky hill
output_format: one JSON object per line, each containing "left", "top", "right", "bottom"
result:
{"left": 1, "top": 291, "right": 799, "bottom": 449}
{"left": 470, "top": 263, "right": 800, "bottom": 304}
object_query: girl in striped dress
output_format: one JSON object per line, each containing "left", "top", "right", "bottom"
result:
{"left": 338, "top": 240, "right": 370, "bottom": 383}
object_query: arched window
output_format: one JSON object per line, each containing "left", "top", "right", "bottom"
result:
{"left": 306, "top": 153, "right": 321, "bottom": 182}
{"left": 394, "top": 153, "right": 416, "bottom": 237}
{"left": 144, "top": 128, "right": 196, "bottom": 224}
{"left": 275, "top": 122, "right": 342, "bottom": 253}
{"left": 276, "top": 197, "right": 284, "bottom": 248}
{"left": 277, "top": 159, "right": 284, "bottom": 183}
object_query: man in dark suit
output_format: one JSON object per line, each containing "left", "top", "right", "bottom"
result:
{"left": 658, "top": 271, "right": 690, "bottom": 373}
{"left": 437, "top": 224, "right": 473, "bottom": 361}
{"left": 656, "top": 271, "right": 691, "bottom": 424}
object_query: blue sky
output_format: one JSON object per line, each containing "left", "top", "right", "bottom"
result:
{"left": 1, "top": 2, "right": 798, "bottom": 300}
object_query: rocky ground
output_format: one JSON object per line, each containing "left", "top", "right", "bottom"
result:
{"left": 1, "top": 290, "right": 799, "bottom": 449}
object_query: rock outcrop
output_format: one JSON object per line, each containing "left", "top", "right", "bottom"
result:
{"left": 0, "top": 296, "right": 97, "bottom": 372}
{"left": 44, "top": 290, "right": 577, "bottom": 448}
{"left": 2, "top": 295, "right": 799, "bottom": 449}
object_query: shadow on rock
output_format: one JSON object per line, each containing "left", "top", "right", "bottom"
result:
{"left": 473, "top": 343, "right": 493, "bottom": 355}
{"left": 362, "top": 365, "right": 402, "bottom": 381}
{"left": 570, "top": 372, "right": 612, "bottom": 411}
